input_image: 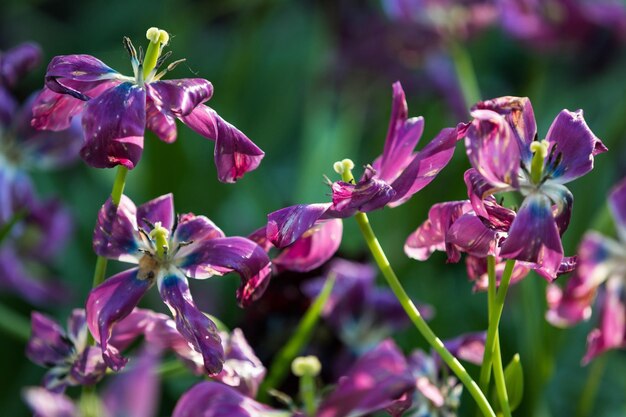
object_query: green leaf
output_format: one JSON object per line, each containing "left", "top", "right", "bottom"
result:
{"left": 492, "top": 354, "right": 524, "bottom": 413}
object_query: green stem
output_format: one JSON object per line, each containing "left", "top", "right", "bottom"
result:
{"left": 300, "top": 373, "right": 316, "bottom": 417}
{"left": 0, "top": 302, "right": 30, "bottom": 341}
{"left": 492, "top": 333, "right": 512, "bottom": 417}
{"left": 478, "top": 258, "right": 516, "bottom": 394}
{"left": 575, "top": 354, "right": 608, "bottom": 417}
{"left": 353, "top": 211, "right": 495, "bottom": 417}
{"left": 258, "top": 275, "right": 335, "bottom": 402}
{"left": 448, "top": 39, "right": 481, "bottom": 108}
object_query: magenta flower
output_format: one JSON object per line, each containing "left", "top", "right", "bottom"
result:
{"left": 547, "top": 177, "right": 626, "bottom": 363}
{"left": 461, "top": 96, "right": 606, "bottom": 278}
{"left": 86, "top": 193, "right": 271, "bottom": 374}
{"left": 172, "top": 339, "right": 414, "bottom": 417}
{"left": 31, "top": 28, "right": 264, "bottom": 182}
{"left": 266, "top": 82, "right": 458, "bottom": 264}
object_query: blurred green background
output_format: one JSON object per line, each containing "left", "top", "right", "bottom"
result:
{"left": 1, "top": 0, "right": 626, "bottom": 415}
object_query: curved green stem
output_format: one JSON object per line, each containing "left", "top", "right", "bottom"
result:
{"left": 258, "top": 275, "right": 335, "bottom": 402}
{"left": 353, "top": 211, "right": 495, "bottom": 417}
{"left": 478, "top": 258, "right": 516, "bottom": 394}
{"left": 575, "top": 354, "right": 608, "bottom": 417}
{"left": 493, "top": 333, "right": 512, "bottom": 417}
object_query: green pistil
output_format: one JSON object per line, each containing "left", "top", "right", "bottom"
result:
{"left": 333, "top": 158, "right": 356, "bottom": 183}
{"left": 149, "top": 222, "right": 170, "bottom": 259}
{"left": 142, "top": 27, "right": 169, "bottom": 79}
{"left": 292, "top": 356, "right": 321, "bottom": 417}
{"left": 529, "top": 140, "right": 549, "bottom": 185}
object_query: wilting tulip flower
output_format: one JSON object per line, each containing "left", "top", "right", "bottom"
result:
{"left": 303, "top": 259, "right": 430, "bottom": 351}
{"left": 461, "top": 96, "right": 606, "bottom": 278}
{"left": 86, "top": 193, "right": 271, "bottom": 374}
{"left": 32, "top": 27, "right": 264, "bottom": 182}
{"left": 267, "top": 82, "right": 458, "bottom": 264}
{"left": 172, "top": 339, "right": 414, "bottom": 417}
{"left": 24, "top": 348, "right": 160, "bottom": 417}
{"left": 547, "top": 177, "right": 626, "bottom": 364}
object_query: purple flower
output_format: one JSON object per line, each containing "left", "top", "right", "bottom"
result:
{"left": 267, "top": 82, "right": 458, "bottom": 264}
{"left": 303, "top": 259, "right": 431, "bottom": 352}
{"left": 547, "top": 177, "right": 626, "bottom": 363}
{"left": 32, "top": 28, "right": 264, "bottom": 182}
{"left": 86, "top": 193, "right": 271, "bottom": 374}
{"left": 172, "top": 339, "right": 414, "bottom": 417}
{"left": 0, "top": 43, "right": 41, "bottom": 121}
{"left": 24, "top": 348, "right": 160, "bottom": 417}
{"left": 461, "top": 96, "right": 606, "bottom": 278}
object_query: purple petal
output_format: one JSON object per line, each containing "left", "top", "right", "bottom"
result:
{"left": 86, "top": 268, "right": 153, "bottom": 371}
{"left": 246, "top": 226, "right": 273, "bottom": 252}
{"left": 1, "top": 43, "right": 41, "bottom": 87}
{"left": 443, "top": 332, "right": 486, "bottom": 365}
{"left": 69, "top": 346, "right": 108, "bottom": 386}
{"left": 583, "top": 277, "right": 626, "bottom": 364}
{"left": 147, "top": 79, "right": 213, "bottom": 116}
{"left": 93, "top": 195, "right": 141, "bottom": 263}
{"left": 466, "top": 255, "right": 531, "bottom": 292}
{"left": 172, "top": 381, "right": 278, "bottom": 417}
{"left": 609, "top": 177, "right": 626, "bottom": 242}
{"left": 464, "top": 168, "right": 500, "bottom": 218}
{"left": 178, "top": 236, "right": 272, "bottom": 307}
{"left": 473, "top": 96, "right": 536, "bottom": 164}
{"left": 464, "top": 108, "right": 520, "bottom": 188}
{"left": 181, "top": 105, "right": 264, "bottom": 183}
{"left": 26, "top": 312, "right": 74, "bottom": 367}
{"left": 23, "top": 387, "right": 78, "bottom": 417}
{"left": 544, "top": 109, "right": 607, "bottom": 183}
{"left": 158, "top": 272, "right": 224, "bottom": 374}
{"left": 331, "top": 166, "right": 396, "bottom": 215}
{"left": 25, "top": 197, "right": 73, "bottom": 260}
{"left": 172, "top": 214, "right": 226, "bottom": 263}
{"left": 146, "top": 95, "right": 177, "bottom": 143}
{"left": 80, "top": 82, "right": 146, "bottom": 169}
{"left": 316, "top": 339, "right": 414, "bottom": 417}
{"left": 136, "top": 193, "right": 175, "bottom": 232}
{"left": 45, "top": 54, "right": 119, "bottom": 100}
{"left": 273, "top": 219, "right": 343, "bottom": 272}
{"left": 389, "top": 127, "right": 458, "bottom": 207}
{"left": 404, "top": 201, "right": 472, "bottom": 262}
{"left": 500, "top": 193, "right": 563, "bottom": 279}
{"left": 446, "top": 213, "right": 500, "bottom": 258}
{"left": 101, "top": 349, "right": 160, "bottom": 417}
{"left": 376, "top": 82, "right": 425, "bottom": 182}
{"left": 267, "top": 203, "right": 331, "bottom": 248}
{"left": 0, "top": 86, "right": 17, "bottom": 126}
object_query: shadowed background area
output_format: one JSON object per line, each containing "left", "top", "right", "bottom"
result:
{"left": 1, "top": 0, "right": 626, "bottom": 416}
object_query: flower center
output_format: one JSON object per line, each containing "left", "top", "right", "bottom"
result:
{"left": 143, "top": 27, "right": 169, "bottom": 79}
{"left": 148, "top": 221, "right": 170, "bottom": 259}
{"left": 333, "top": 158, "right": 356, "bottom": 183}
{"left": 529, "top": 140, "right": 549, "bottom": 185}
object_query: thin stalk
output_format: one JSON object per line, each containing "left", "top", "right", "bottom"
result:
{"left": 258, "top": 275, "right": 335, "bottom": 402}
{"left": 353, "top": 211, "right": 495, "bottom": 417}
{"left": 300, "top": 373, "right": 316, "bottom": 417}
{"left": 448, "top": 39, "right": 481, "bottom": 108}
{"left": 575, "top": 354, "right": 608, "bottom": 417}
{"left": 492, "top": 334, "right": 512, "bottom": 417}
{"left": 478, "top": 259, "right": 516, "bottom": 393}
{"left": 0, "top": 302, "right": 30, "bottom": 341}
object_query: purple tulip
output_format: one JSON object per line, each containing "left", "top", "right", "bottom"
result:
{"left": 266, "top": 82, "right": 459, "bottom": 264}
{"left": 86, "top": 193, "right": 271, "bottom": 375}
{"left": 547, "top": 177, "right": 626, "bottom": 363}
{"left": 461, "top": 96, "right": 606, "bottom": 279}
{"left": 31, "top": 29, "right": 264, "bottom": 182}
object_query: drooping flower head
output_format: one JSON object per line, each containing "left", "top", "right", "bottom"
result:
{"left": 547, "top": 177, "right": 626, "bottom": 363}
{"left": 86, "top": 193, "right": 271, "bottom": 375}
{"left": 461, "top": 96, "right": 606, "bottom": 278}
{"left": 266, "top": 82, "right": 459, "bottom": 268}
{"left": 32, "top": 27, "right": 264, "bottom": 182}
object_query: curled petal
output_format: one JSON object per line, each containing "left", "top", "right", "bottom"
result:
{"left": 136, "top": 193, "right": 175, "bottom": 232}
{"left": 609, "top": 177, "right": 626, "bottom": 242}
{"left": 544, "top": 109, "right": 607, "bottom": 183}
{"left": 172, "top": 381, "right": 281, "bottom": 417}
{"left": 80, "top": 82, "right": 146, "bottom": 169}
{"left": 158, "top": 273, "right": 224, "bottom": 374}
{"left": 464, "top": 168, "right": 501, "bottom": 218}
{"left": 0, "top": 42, "right": 41, "bottom": 86}
{"left": 147, "top": 79, "right": 213, "bottom": 116}
{"left": 404, "top": 201, "right": 472, "bottom": 262}
{"left": 181, "top": 105, "right": 264, "bottom": 183}
{"left": 26, "top": 312, "right": 74, "bottom": 367}
{"left": 331, "top": 167, "right": 396, "bottom": 216}
{"left": 267, "top": 203, "right": 331, "bottom": 248}
{"left": 172, "top": 214, "right": 225, "bottom": 260}
{"left": 465, "top": 109, "right": 520, "bottom": 188}
{"left": 146, "top": 96, "right": 177, "bottom": 143}
{"left": 316, "top": 339, "right": 414, "bottom": 417}
{"left": 377, "top": 82, "right": 425, "bottom": 182}
{"left": 86, "top": 268, "right": 153, "bottom": 371}
{"left": 45, "top": 54, "right": 119, "bottom": 100}
{"left": 389, "top": 127, "right": 458, "bottom": 207}
{"left": 273, "top": 219, "right": 343, "bottom": 273}
{"left": 500, "top": 193, "right": 563, "bottom": 279}
{"left": 69, "top": 346, "right": 107, "bottom": 386}
{"left": 447, "top": 213, "right": 500, "bottom": 258}
{"left": 93, "top": 195, "right": 140, "bottom": 263}
{"left": 246, "top": 226, "right": 273, "bottom": 252}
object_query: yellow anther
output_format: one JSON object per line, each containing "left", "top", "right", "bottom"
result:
{"left": 149, "top": 222, "right": 170, "bottom": 258}
{"left": 157, "top": 30, "right": 170, "bottom": 45}
{"left": 341, "top": 158, "right": 355, "bottom": 171}
{"left": 146, "top": 27, "right": 161, "bottom": 43}
{"left": 333, "top": 161, "right": 344, "bottom": 174}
